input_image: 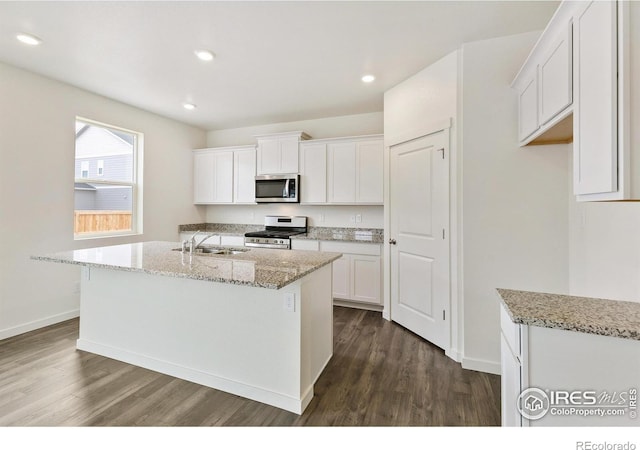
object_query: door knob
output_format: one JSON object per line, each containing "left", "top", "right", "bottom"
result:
{"left": 389, "top": 239, "right": 397, "bottom": 245}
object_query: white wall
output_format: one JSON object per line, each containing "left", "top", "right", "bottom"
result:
{"left": 569, "top": 147, "right": 640, "bottom": 302}
{"left": 460, "top": 32, "right": 570, "bottom": 373}
{"left": 206, "top": 112, "right": 383, "bottom": 147}
{"left": 0, "top": 61, "right": 206, "bottom": 339}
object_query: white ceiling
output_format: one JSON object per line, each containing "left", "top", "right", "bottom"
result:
{"left": 0, "top": 1, "right": 559, "bottom": 131}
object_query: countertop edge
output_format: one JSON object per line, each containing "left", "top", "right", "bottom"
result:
{"left": 32, "top": 250, "right": 343, "bottom": 291}
{"left": 496, "top": 288, "right": 640, "bottom": 341}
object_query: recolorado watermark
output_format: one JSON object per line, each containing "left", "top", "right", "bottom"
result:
{"left": 576, "top": 442, "right": 636, "bottom": 450}
{"left": 517, "top": 387, "right": 637, "bottom": 421}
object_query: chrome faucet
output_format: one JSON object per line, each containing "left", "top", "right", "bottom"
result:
{"left": 194, "top": 233, "right": 217, "bottom": 249}
{"left": 182, "top": 230, "right": 200, "bottom": 254}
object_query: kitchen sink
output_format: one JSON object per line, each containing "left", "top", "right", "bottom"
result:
{"left": 172, "top": 247, "right": 248, "bottom": 255}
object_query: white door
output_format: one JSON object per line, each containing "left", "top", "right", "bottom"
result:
{"left": 389, "top": 131, "right": 450, "bottom": 350}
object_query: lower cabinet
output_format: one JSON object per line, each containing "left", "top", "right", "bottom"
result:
{"left": 297, "top": 240, "right": 383, "bottom": 308}
{"left": 500, "top": 303, "right": 640, "bottom": 427}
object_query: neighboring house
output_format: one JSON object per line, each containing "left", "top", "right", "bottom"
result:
{"left": 74, "top": 123, "right": 133, "bottom": 211}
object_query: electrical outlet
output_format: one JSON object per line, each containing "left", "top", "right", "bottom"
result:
{"left": 350, "top": 215, "right": 356, "bottom": 223}
{"left": 283, "top": 293, "right": 296, "bottom": 312}
{"left": 355, "top": 214, "right": 362, "bottom": 223}
{"left": 319, "top": 213, "right": 325, "bottom": 222}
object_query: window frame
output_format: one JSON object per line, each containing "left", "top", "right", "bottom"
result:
{"left": 74, "top": 117, "right": 144, "bottom": 240}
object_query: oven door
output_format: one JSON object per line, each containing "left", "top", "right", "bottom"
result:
{"left": 255, "top": 174, "right": 299, "bottom": 203}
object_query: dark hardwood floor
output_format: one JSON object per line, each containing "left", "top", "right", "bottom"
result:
{"left": 0, "top": 306, "right": 501, "bottom": 426}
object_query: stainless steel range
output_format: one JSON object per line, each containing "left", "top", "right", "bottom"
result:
{"left": 244, "top": 216, "right": 307, "bottom": 249}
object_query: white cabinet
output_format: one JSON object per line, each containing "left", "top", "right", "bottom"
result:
{"left": 539, "top": 23, "right": 572, "bottom": 126}
{"left": 193, "top": 145, "right": 256, "bottom": 205}
{"left": 518, "top": 74, "right": 539, "bottom": 141}
{"left": 573, "top": 0, "right": 618, "bottom": 198}
{"left": 500, "top": 304, "right": 525, "bottom": 427}
{"left": 233, "top": 147, "right": 257, "bottom": 204}
{"left": 299, "top": 142, "right": 327, "bottom": 204}
{"left": 255, "top": 131, "right": 310, "bottom": 175}
{"left": 512, "top": 3, "right": 576, "bottom": 146}
{"left": 321, "top": 241, "right": 382, "bottom": 306}
{"left": 326, "top": 135, "right": 383, "bottom": 204}
{"left": 193, "top": 150, "right": 233, "bottom": 204}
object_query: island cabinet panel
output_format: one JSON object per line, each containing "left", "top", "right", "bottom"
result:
{"left": 77, "top": 264, "right": 334, "bottom": 415}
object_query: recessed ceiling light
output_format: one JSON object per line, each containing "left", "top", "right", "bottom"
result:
{"left": 182, "top": 102, "right": 197, "bottom": 111}
{"left": 16, "top": 33, "right": 42, "bottom": 46}
{"left": 361, "top": 75, "right": 375, "bottom": 83}
{"left": 194, "top": 50, "right": 215, "bottom": 62}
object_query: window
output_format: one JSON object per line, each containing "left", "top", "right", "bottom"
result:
{"left": 80, "top": 161, "right": 89, "bottom": 178}
{"left": 74, "top": 118, "right": 143, "bottom": 238}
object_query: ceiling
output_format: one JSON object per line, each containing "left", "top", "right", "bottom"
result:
{"left": 0, "top": 1, "right": 559, "bottom": 131}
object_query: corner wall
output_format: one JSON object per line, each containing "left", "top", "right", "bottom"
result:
{"left": 460, "top": 32, "right": 570, "bottom": 373}
{"left": 0, "top": 62, "right": 207, "bottom": 339}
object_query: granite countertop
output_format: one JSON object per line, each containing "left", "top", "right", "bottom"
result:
{"left": 32, "top": 241, "right": 342, "bottom": 290}
{"left": 179, "top": 223, "right": 384, "bottom": 244}
{"left": 497, "top": 288, "right": 640, "bottom": 341}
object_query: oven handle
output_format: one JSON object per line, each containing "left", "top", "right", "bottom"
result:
{"left": 244, "top": 242, "right": 290, "bottom": 250}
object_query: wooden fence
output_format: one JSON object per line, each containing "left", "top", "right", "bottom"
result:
{"left": 74, "top": 210, "right": 132, "bottom": 234}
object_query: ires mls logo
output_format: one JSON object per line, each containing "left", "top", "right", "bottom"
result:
{"left": 517, "top": 387, "right": 550, "bottom": 420}
{"left": 517, "top": 387, "right": 638, "bottom": 421}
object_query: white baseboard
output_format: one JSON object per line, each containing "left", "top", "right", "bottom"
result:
{"left": 333, "top": 299, "right": 383, "bottom": 312}
{"left": 462, "top": 356, "right": 501, "bottom": 375}
{"left": 77, "top": 338, "right": 309, "bottom": 414}
{"left": 445, "top": 347, "right": 463, "bottom": 363}
{"left": 0, "top": 309, "right": 80, "bottom": 341}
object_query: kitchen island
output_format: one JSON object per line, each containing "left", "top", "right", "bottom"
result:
{"left": 33, "top": 241, "right": 342, "bottom": 414}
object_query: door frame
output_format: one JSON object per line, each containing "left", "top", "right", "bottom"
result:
{"left": 382, "top": 118, "right": 462, "bottom": 363}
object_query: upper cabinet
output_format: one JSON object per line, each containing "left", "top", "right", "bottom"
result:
{"left": 193, "top": 145, "right": 256, "bottom": 205}
{"left": 514, "top": 1, "right": 640, "bottom": 201}
{"left": 512, "top": 2, "right": 575, "bottom": 146}
{"left": 573, "top": 0, "right": 618, "bottom": 198}
{"left": 300, "top": 135, "right": 383, "bottom": 205}
{"left": 255, "top": 131, "right": 310, "bottom": 175}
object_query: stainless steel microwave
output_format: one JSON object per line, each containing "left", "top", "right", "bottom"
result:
{"left": 255, "top": 174, "right": 300, "bottom": 203}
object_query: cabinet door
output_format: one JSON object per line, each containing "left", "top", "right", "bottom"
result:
{"left": 351, "top": 255, "right": 381, "bottom": 304}
{"left": 331, "top": 255, "right": 350, "bottom": 300}
{"left": 501, "top": 332, "right": 522, "bottom": 427}
{"left": 279, "top": 136, "right": 300, "bottom": 174}
{"left": 193, "top": 152, "right": 215, "bottom": 204}
{"left": 213, "top": 151, "right": 233, "bottom": 203}
{"left": 256, "top": 139, "right": 280, "bottom": 175}
{"left": 518, "top": 73, "right": 539, "bottom": 141}
{"left": 356, "top": 140, "right": 384, "bottom": 203}
{"left": 327, "top": 142, "right": 356, "bottom": 203}
{"left": 573, "top": 0, "right": 618, "bottom": 196}
{"left": 233, "top": 148, "right": 256, "bottom": 203}
{"left": 539, "top": 23, "right": 572, "bottom": 126}
{"left": 299, "top": 143, "right": 327, "bottom": 203}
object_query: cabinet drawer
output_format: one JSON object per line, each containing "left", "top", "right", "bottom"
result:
{"left": 500, "top": 304, "right": 521, "bottom": 358}
{"left": 320, "top": 241, "right": 381, "bottom": 256}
